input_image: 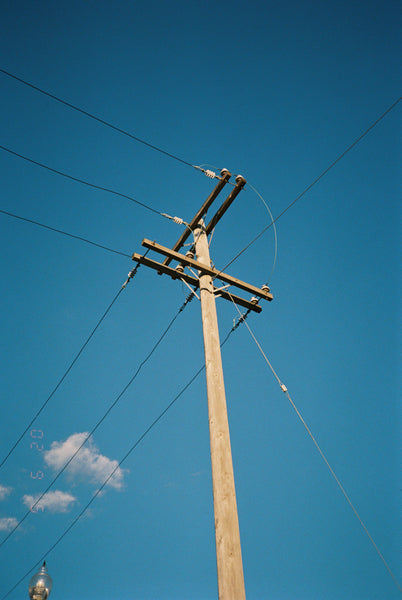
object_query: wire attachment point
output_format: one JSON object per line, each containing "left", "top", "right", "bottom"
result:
{"left": 194, "top": 166, "right": 218, "bottom": 179}
{"left": 161, "top": 213, "right": 187, "bottom": 226}
{"left": 122, "top": 266, "right": 139, "bottom": 288}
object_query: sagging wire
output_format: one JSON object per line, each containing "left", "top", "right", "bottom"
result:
{"left": 225, "top": 290, "right": 402, "bottom": 593}
{"left": 246, "top": 182, "right": 278, "bottom": 284}
{"left": 217, "top": 98, "right": 402, "bottom": 275}
{"left": 213, "top": 180, "right": 278, "bottom": 288}
{"left": 195, "top": 165, "right": 277, "bottom": 288}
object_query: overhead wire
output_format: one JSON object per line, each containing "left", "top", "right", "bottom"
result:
{"left": 226, "top": 291, "right": 402, "bottom": 593}
{"left": 196, "top": 163, "right": 278, "bottom": 285}
{"left": 1, "top": 72, "right": 399, "bottom": 240}
{"left": 0, "top": 303, "right": 250, "bottom": 600}
{"left": 0, "top": 289, "right": 194, "bottom": 550}
{"left": 0, "top": 208, "right": 131, "bottom": 258}
{"left": 0, "top": 68, "right": 195, "bottom": 169}
{"left": 1, "top": 69, "right": 399, "bottom": 594}
{"left": 246, "top": 182, "right": 277, "bottom": 283}
{"left": 0, "top": 286, "right": 124, "bottom": 471}
{"left": 0, "top": 144, "right": 162, "bottom": 216}
{"left": 4, "top": 95, "right": 396, "bottom": 275}
{"left": 0, "top": 256, "right": 148, "bottom": 472}
{"left": 219, "top": 97, "right": 401, "bottom": 274}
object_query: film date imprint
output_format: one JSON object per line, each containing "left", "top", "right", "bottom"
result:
{"left": 30, "top": 429, "right": 44, "bottom": 512}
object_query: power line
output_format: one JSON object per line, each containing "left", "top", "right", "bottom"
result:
{"left": 0, "top": 364, "right": 204, "bottom": 600}
{"left": 227, "top": 292, "right": 402, "bottom": 593}
{"left": 246, "top": 182, "right": 277, "bottom": 283}
{"left": 0, "top": 208, "right": 131, "bottom": 257}
{"left": 221, "top": 97, "right": 401, "bottom": 273}
{"left": 0, "top": 303, "right": 250, "bottom": 600}
{"left": 0, "top": 283, "right": 128, "bottom": 472}
{"left": 0, "top": 68, "right": 195, "bottom": 169}
{"left": 0, "top": 144, "right": 162, "bottom": 215}
{"left": 0, "top": 291, "right": 194, "bottom": 550}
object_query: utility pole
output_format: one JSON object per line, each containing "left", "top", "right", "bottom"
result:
{"left": 195, "top": 218, "right": 245, "bottom": 599}
{"left": 132, "top": 170, "right": 273, "bottom": 599}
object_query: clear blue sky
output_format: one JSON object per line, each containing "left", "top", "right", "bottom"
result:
{"left": 0, "top": 1, "right": 400, "bottom": 598}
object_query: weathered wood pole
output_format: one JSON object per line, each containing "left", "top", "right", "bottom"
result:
{"left": 194, "top": 220, "right": 246, "bottom": 600}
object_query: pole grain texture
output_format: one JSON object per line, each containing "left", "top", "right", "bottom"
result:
{"left": 194, "top": 220, "right": 246, "bottom": 600}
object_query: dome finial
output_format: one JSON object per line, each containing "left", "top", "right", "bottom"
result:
{"left": 28, "top": 562, "right": 53, "bottom": 599}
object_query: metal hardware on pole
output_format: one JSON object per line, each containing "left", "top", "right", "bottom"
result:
{"left": 131, "top": 171, "right": 273, "bottom": 598}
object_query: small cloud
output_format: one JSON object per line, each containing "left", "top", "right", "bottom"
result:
{"left": 0, "top": 517, "right": 18, "bottom": 531}
{"left": 44, "top": 432, "right": 125, "bottom": 491}
{"left": 0, "top": 484, "right": 12, "bottom": 501}
{"left": 22, "top": 490, "right": 77, "bottom": 513}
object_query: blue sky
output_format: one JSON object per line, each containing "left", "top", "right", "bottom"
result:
{"left": 0, "top": 1, "right": 400, "bottom": 598}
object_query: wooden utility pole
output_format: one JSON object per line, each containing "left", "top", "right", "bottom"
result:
{"left": 132, "top": 170, "right": 273, "bottom": 599}
{"left": 194, "top": 219, "right": 246, "bottom": 599}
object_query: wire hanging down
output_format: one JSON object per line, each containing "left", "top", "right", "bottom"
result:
{"left": 0, "top": 302, "right": 250, "bottom": 600}
{"left": 247, "top": 182, "right": 278, "bottom": 284}
{"left": 0, "top": 292, "right": 194, "bottom": 550}
{"left": 226, "top": 292, "right": 401, "bottom": 593}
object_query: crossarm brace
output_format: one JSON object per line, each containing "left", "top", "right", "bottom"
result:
{"left": 132, "top": 253, "right": 262, "bottom": 313}
{"left": 141, "top": 239, "right": 273, "bottom": 301}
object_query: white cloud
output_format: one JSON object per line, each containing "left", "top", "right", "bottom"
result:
{"left": 0, "top": 484, "right": 12, "bottom": 501}
{"left": 0, "top": 517, "right": 18, "bottom": 531}
{"left": 22, "top": 490, "right": 77, "bottom": 513}
{"left": 43, "top": 432, "right": 125, "bottom": 490}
